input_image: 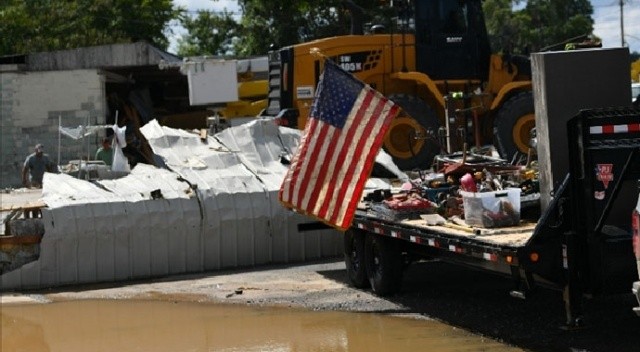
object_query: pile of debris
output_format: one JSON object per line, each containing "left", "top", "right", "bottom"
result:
{"left": 365, "top": 151, "right": 540, "bottom": 229}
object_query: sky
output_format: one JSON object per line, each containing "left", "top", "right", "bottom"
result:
{"left": 170, "top": 0, "right": 640, "bottom": 55}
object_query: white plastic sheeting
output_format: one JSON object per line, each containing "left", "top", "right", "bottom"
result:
{"left": 1, "top": 119, "right": 349, "bottom": 290}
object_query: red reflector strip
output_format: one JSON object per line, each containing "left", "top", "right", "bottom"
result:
{"left": 590, "top": 123, "right": 640, "bottom": 135}
{"left": 448, "top": 245, "right": 463, "bottom": 253}
{"left": 427, "top": 239, "right": 439, "bottom": 248}
{"left": 390, "top": 230, "right": 400, "bottom": 238}
{"left": 374, "top": 227, "right": 383, "bottom": 234}
{"left": 410, "top": 236, "right": 421, "bottom": 244}
{"left": 483, "top": 253, "right": 498, "bottom": 262}
{"left": 357, "top": 223, "right": 366, "bottom": 230}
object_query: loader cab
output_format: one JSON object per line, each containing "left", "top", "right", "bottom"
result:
{"left": 411, "top": 0, "right": 491, "bottom": 80}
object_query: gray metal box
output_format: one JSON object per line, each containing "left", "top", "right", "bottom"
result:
{"left": 531, "top": 48, "right": 632, "bottom": 211}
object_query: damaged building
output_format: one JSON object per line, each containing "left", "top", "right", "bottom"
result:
{"left": 0, "top": 42, "right": 361, "bottom": 290}
{"left": 1, "top": 117, "right": 356, "bottom": 290}
{"left": 1, "top": 41, "right": 215, "bottom": 188}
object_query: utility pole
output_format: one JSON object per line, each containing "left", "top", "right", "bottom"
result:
{"left": 620, "top": 0, "right": 626, "bottom": 47}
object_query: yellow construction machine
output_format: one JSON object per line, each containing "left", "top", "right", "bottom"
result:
{"left": 216, "top": 57, "right": 269, "bottom": 120}
{"left": 264, "top": 0, "right": 534, "bottom": 170}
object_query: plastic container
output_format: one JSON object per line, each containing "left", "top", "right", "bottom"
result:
{"left": 460, "top": 188, "right": 521, "bottom": 228}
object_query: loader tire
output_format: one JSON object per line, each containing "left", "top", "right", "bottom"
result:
{"left": 364, "top": 233, "right": 403, "bottom": 296}
{"left": 384, "top": 94, "right": 440, "bottom": 170}
{"left": 493, "top": 91, "right": 535, "bottom": 161}
{"left": 344, "top": 229, "right": 369, "bottom": 288}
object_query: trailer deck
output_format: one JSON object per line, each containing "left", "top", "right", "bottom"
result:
{"left": 342, "top": 107, "right": 639, "bottom": 327}
{"left": 362, "top": 214, "right": 537, "bottom": 247}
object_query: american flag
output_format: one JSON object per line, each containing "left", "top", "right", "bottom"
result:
{"left": 279, "top": 61, "right": 399, "bottom": 230}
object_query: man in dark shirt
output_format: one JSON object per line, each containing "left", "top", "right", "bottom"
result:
{"left": 22, "top": 144, "right": 55, "bottom": 188}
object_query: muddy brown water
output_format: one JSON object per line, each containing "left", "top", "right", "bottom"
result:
{"left": 1, "top": 299, "right": 523, "bottom": 352}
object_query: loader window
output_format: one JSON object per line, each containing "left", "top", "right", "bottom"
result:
{"left": 440, "top": 1, "right": 467, "bottom": 34}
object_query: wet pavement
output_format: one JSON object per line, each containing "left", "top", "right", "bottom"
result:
{"left": 2, "top": 259, "right": 639, "bottom": 352}
{"left": 2, "top": 299, "right": 522, "bottom": 352}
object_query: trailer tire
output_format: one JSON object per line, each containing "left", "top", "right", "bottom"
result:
{"left": 364, "top": 234, "right": 403, "bottom": 296}
{"left": 344, "top": 229, "right": 369, "bottom": 288}
{"left": 385, "top": 94, "right": 440, "bottom": 170}
{"left": 493, "top": 91, "right": 535, "bottom": 161}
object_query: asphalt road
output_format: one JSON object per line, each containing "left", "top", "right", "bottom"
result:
{"left": 381, "top": 260, "right": 640, "bottom": 352}
{"left": 3, "top": 258, "right": 639, "bottom": 352}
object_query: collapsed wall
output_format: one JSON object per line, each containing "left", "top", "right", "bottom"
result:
{"left": 1, "top": 119, "right": 347, "bottom": 290}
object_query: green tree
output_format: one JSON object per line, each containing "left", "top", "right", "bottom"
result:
{"left": 176, "top": 9, "right": 240, "bottom": 57}
{"left": 175, "top": 0, "right": 595, "bottom": 57}
{"left": 235, "top": 0, "right": 339, "bottom": 56}
{"left": 173, "top": 1, "right": 399, "bottom": 57}
{"left": 0, "top": 0, "right": 181, "bottom": 56}
{"left": 483, "top": 0, "right": 594, "bottom": 54}
{"left": 235, "top": 0, "right": 388, "bottom": 56}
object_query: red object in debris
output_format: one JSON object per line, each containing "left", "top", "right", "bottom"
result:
{"left": 460, "top": 173, "right": 477, "bottom": 192}
{"left": 383, "top": 193, "right": 433, "bottom": 210}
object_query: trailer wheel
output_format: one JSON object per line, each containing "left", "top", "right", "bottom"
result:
{"left": 493, "top": 91, "right": 535, "bottom": 161}
{"left": 364, "top": 234, "right": 403, "bottom": 296}
{"left": 384, "top": 94, "right": 440, "bottom": 170}
{"left": 344, "top": 229, "right": 369, "bottom": 288}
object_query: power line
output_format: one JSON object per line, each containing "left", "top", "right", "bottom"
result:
{"left": 182, "top": 9, "right": 242, "bottom": 15}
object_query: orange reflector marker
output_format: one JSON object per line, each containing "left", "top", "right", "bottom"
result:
{"left": 506, "top": 255, "right": 513, "bottom": 264}
{"left": 529, "top": 252, "right": 540, "bottom": 263}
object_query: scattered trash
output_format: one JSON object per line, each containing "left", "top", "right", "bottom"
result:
{"left": 365, "top": 150, "right": 539, "bottom": 229}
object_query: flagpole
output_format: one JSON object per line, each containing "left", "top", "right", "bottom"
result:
{"left": 57, "top": 115, "right": 62, "bottom": 168}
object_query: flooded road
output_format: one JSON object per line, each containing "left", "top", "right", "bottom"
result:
{"left": 2, "top": 299, "right": 522, "bottom": 352}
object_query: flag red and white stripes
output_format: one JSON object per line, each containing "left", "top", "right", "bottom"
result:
{"left": 279, "top": 61, "right": 399, "bottom": 230}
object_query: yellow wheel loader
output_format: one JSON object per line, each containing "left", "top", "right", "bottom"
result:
{"left": 265, "top": 0, "right": 534, "bottom": 170}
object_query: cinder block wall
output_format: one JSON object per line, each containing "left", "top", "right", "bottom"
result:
{"left": 1, "top": 69, "right": 106, "bottom": 188}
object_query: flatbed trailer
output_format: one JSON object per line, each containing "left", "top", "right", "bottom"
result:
{"left": 343, "top": 107, "right": 640, "bottom": 327}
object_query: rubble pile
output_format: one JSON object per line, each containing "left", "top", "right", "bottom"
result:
{"left": 365, "top": 153, "right": 540, "bottom": 229}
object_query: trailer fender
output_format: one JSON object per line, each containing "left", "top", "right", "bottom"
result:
{"left": 518, "top": 241, "right": 565, "bottom": 286}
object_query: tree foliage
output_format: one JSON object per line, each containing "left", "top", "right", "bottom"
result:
{"left": 1, "top": 0, "right": 600, "bottom": 59}
{"left": 182, "top": 0, "right": 595, "bottom": 57}
{"left": 483, "top": 0, "right": 594, "bottom": 54}
{"left": 224, "top": 0, "right": 391, "bottom": 56}
{"left": 177, "top": 9, "right": 240, "bottom": 57}
{"left": 174, "top": 0, "right": 373, "bottom": 57}
{"left": 0, "top": 0, "right": 180, "bottom": 56}
{"left": 236, "top": 0, "right": 357, "bottom": 56}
